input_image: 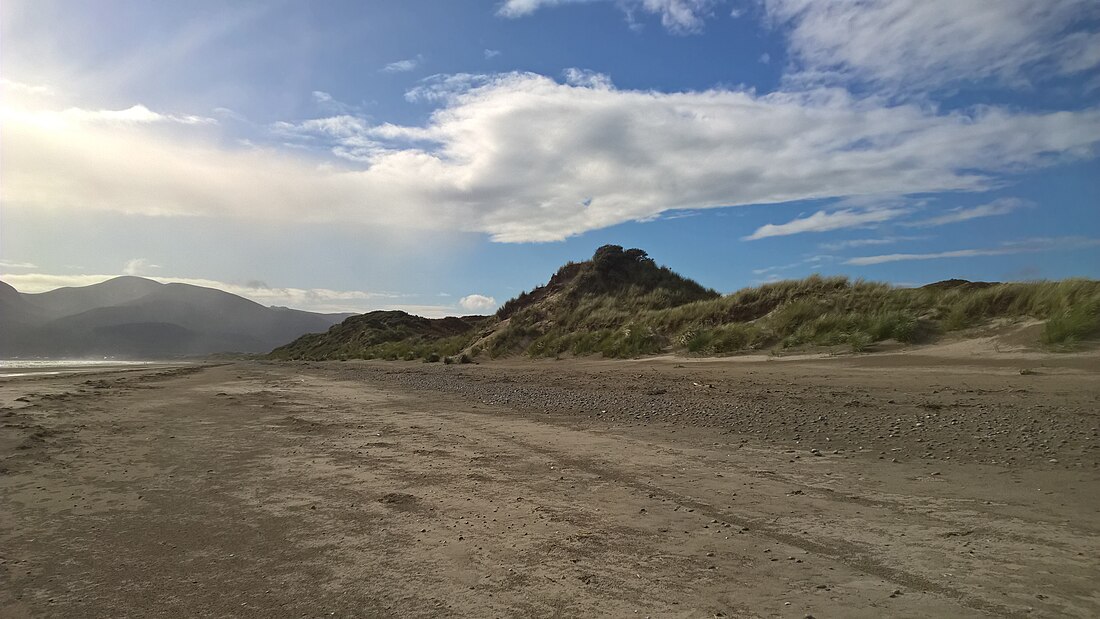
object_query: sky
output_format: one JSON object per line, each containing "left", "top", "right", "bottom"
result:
{"left": 2, "top": 0, "right": 1099, "bottom": 316}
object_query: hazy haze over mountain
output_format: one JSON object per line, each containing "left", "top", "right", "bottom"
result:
{"left": 0, "top": 277, "right": 351, "bottom": 358}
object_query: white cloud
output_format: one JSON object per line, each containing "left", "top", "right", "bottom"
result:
{"left": 766, "top": 0, "right": 1100, "bottom": 90}
{"left": 497, "top": 0, "right": 721, "bottom": 34}
{"left": 561, "top": 68, "right": 614, "bottom": 89}
{"left": 818, "top": 236, "right": 924, "bottom": 251}
{"left": 459, "top": 294, "right": 497, "bottom": 311}
{"left": 764, "top": 197, "right": 1028, "bottom": 242}
{"left": 751, "top": 254, "right": 835, "bottom": 277}
{"left": 484, "top": 49, "right": 502, "bottom": 59}
{"left": 1, "top": 78, "right": 53, "bottom": 97}
{"left": 5, "top": 76, "right": 1100, "bottom": 243}
{"left": 65, "top": 104, "right": 215, "bottom": 125}
{"left": 381, "top": 55, "right": 423, "bottom": 73}
{"left": 845, "top": 237, "right": 1100, "bottom": 265}
{"left": 308, "top": 91, "right": 363, "bottom": 115}
{"left": 0, "top": 260, "right": 38, "bottom": 269}
{"left": 495, "top": 0, "right": 572, "bottom": 17}
{"left": 5, "top": 104, "right": 216, "bottom": 129}
{"left": 404, "top": 73, "right": 496, "bottom": 103}
{"left": 905, "top": 198, "right": 1028, "bottom": 228}
{"left": 752, "top": 261, "right": 801, "bottom": 275}
{"left": 746, "top": 206, "right": 908, "bottom": 240}
{"left": 122, "top": 258, "right": 161, "bottom": 275}
{"left": 758, "top": 52, "right": 771, "bottom": 64}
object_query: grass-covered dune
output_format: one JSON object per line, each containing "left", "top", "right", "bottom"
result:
{"left": 270, "top": 310, "right": 489, "bottom": 361}
{"left": 272, "top": 245, "right": 1100, "bottom": 361}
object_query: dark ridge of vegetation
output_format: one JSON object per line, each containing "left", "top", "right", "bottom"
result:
{"left": 497, "top": 245, "right": 718, "bottom": 320}
{"left": 269, "top": 245, "right": 1100, "bottom": 362}
{"left": 269, "top": 310, "right": 489, "bottom": 361}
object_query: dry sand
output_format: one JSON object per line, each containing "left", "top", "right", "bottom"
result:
{"left": 1, "top": 352, "right": 1098, "bottom": 617}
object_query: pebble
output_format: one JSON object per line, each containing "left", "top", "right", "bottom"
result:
{"left": 321, "top": 363, "right": 1092, "bottom": 470}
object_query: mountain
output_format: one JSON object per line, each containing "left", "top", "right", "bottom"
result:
{"left": 23, "top": 275, "right": 164, "bottom": 320}
{"left": 271, "top": 245, "right": 1100, "bottom": 361}
{"left": 0, "top": 280, "right": 40, "bottom": 330}
{"left": 0, "top": 277, "right": 352, "bottom": 358}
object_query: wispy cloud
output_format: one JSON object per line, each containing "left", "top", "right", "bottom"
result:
{"left": 818, "top": 236, "right": 926, "bottom": 251}
{"left": 745, "top": 207, "right": 909, "bottom": 240}
{"left": 562, "top": 68, "right": 614, "bottom": 89}
{"left": 310, "top": 90, "right": 362, "bottom": 115}
{"left": 484, "top": 49, "right": 502, "bottom": 59}
{"left": 497, "top": 0, "right": 722, "bottom": 34}
{"left": 0, "top": 260, "right": 38, "bottom": 269}
{"left": 752, "top": 261, "right": 803, "bottom": 276}
{"left": 766, "top": 0, "right": 1100, "bottom": 91}
{"left": 122, "top": 258, "right": 161, "bottom": 275}
{"left": 661, "top": 210, "right": 702, "bottom": 220}
{"left": 845, "top": 237, "right": 1100, "bottom": 265}
{"left": 904, "top": 197, "right": 1029, "bottom": 227}
{"left": 7, "top": 103, "right": 216, "bottom": 127}
{"left": 752, "top": 254, "right": 834, "bottom": 276}
{"left": 0, "top": 78, "right": 53, "bottom": 97}
{"left": 381, "top": 55, "right": 423, "bottom": 73}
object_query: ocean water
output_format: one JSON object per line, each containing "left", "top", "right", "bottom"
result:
{"left": 0, "top": 359, "right": 165, "bottom": 378}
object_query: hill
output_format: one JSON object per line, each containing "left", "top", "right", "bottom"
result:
{"left": 270, "top": 245, "right": 1100, "bottom": 362}
{"left": 0, "top": 277, "right": 351, "bottom": 358}
{"left": 270, "top": 311, "right": 488, "bottom": 361}
{"left": 23, "top": 275, "right": 164, "bottom": 320}
{"left": 0, "top": 281, "right": 40, "bottom": 331}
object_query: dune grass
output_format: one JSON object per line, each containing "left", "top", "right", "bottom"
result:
{"left": 272, "top": 245, "right": 1099, "bottom": 362}
{"left": 493, "top": 275, "right": 1100, "bottom": 358}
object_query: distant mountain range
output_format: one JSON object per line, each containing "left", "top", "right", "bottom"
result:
{"left": 0, "top": 276, "right": 353, "bottom": 358}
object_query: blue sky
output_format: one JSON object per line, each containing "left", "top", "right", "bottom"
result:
{"left": 2, "top": 0, "right": 1099, "bottom": 315}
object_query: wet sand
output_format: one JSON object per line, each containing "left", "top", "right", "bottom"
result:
{"left": 1, "top": 355, "right": 1098, "bottom": 617}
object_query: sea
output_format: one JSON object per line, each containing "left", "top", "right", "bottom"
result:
{"left": 0, "top": 359, "right": 172, "bottom": 379}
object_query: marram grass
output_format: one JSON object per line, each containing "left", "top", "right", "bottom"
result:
{"left": 273, "top": 247, "right": 1100, "bottom": 361}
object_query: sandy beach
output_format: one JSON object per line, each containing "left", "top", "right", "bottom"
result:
{"left": 2, "top": 354, "right": 1098, "bottom": 617}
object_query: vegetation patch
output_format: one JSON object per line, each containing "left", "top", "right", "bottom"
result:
{"left": 270, "top": 246, "right": 1100, "bottom": 361}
